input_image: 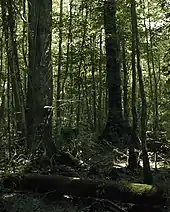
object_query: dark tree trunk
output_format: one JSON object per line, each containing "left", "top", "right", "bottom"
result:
{"left": 122, "top": 37, "right": 129, "bottom": 121}
{"left": 2, "top": 175, "right": 165, "bottom": 206}
{"left": 101, "top": 0, "right": 123, "bottom": 144}
{"left": 26, "top": 0, "right": 55, "bottom": 156}
{"left": 128, "top": 0, "right": 139, "bottom": 170}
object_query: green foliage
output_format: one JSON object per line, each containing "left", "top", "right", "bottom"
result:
{"left": 0, "top": 0, "right": 169, "bottom": 167}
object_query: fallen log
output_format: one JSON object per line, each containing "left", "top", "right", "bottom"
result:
{"left": 1, "top": 174, "right": 166, "bottom": 205}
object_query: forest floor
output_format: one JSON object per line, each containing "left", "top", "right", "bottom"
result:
{"left": 0, "top": 154, "right": 170, "bottom": 212}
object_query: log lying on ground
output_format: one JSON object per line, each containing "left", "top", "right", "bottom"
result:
{"left": 1, "top": 174, "right": 166, "bottom": 205}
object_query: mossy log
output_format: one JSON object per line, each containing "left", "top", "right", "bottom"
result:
{"left": 1, "top": 174, "right": 165, "bottom": 205}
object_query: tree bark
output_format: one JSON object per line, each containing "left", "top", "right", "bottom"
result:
{"left": 101, "top": 0, "right": 123, "bottom": 144}
{"left": 128, "top": 0, "right": 139, "bottom": 171}
{"left": 132, "top": 0, "right": 153, "bottom": 184}
{"left": 26, "top": 0, "right": 55, "bottom": 156}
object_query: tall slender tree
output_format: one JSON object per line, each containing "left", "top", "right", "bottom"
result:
{"left": 56, "top": 0, "right": 63, "bottom": 133}
{"left": 128, "top": 0, "right": 138, "bottom": 170}
{"left": 132, "top": 0, "right": 152, "bottom": 184}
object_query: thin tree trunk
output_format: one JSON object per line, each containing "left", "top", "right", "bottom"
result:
{"left": 148, "top": 2, "right": 159, "bottom": 132}
{"left": 128, "top": 1, "right": 138, "bottom": 170}
{"left": 98, "top": 32, "right": 103, "bottom": 131}
{"left": 76, "top": 2, "right": 88, "bottom": 131}
{"left": 142, "top": 1, "right": 153, "bottom": 124}
{"left": 132, "top": 0, "right": 152, "bottom": 184}
{"left": 90, "top": 35, "right": 97, "bottom": 131}
{"left": 68, "top": 0, "right": 74, "bottom": 127}
{"left": 122, "top": 37, "right": 129, "bottom": 121}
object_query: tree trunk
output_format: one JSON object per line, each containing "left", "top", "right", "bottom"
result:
{"left": 76, "top": 3, "right": 88, "bottom": 131}
{"left": 128, "top": 0, "right": 139, "bottom": 170}
{"left": 122, "top": 37, "right": 128, "bottom": 121}
{"left": 2, "top": 174, "right": 165, "bottom": 206}
{"left": 132, "top": 0, "right": 153, "bottom": 184}
{"left": 90, "top": 34, "right": 97, "bottom": 131}
{"left": 1, "top": 0, "right": 27, "bottom": 141}
{"left": 101, "top": 0, "right": 123, "bottom": 144}
{"left": 26, "top": 0, "right": 55, "bottom": 156}
{"left": 56, "top": 0, "right": 63, "bottom": 134}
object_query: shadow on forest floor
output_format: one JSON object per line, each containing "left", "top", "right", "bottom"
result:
{"left": 0, "top": 158, "right": 170, "bottom": 212}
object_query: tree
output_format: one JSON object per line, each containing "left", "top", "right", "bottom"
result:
{"left": 101, "top": 0, "right": 124, "bottom": 144}
{"left": 1, "top": 0, "right": 27, "bottom": 152}
{"left": 26, "top": 0, "right": 55, "bottom": 156}
{"left": 128, "top": 0, "right": 139, "bottom": 170}
{"left": 0, "top": 0, "right": 170, "bottom": 174}
{"left": 56, "top": 0, "right": 63, "bottom": 134}
{"left": 132, "top": 0, "right": 152, "bottom": 184}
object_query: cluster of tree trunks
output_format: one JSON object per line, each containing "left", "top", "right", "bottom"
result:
{"left": 1, "top": 174, "right": 166, "bottom": 206}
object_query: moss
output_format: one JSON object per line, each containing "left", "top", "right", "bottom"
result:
{"left": 118, "top": 180, "right": 156, "bottom": 194}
